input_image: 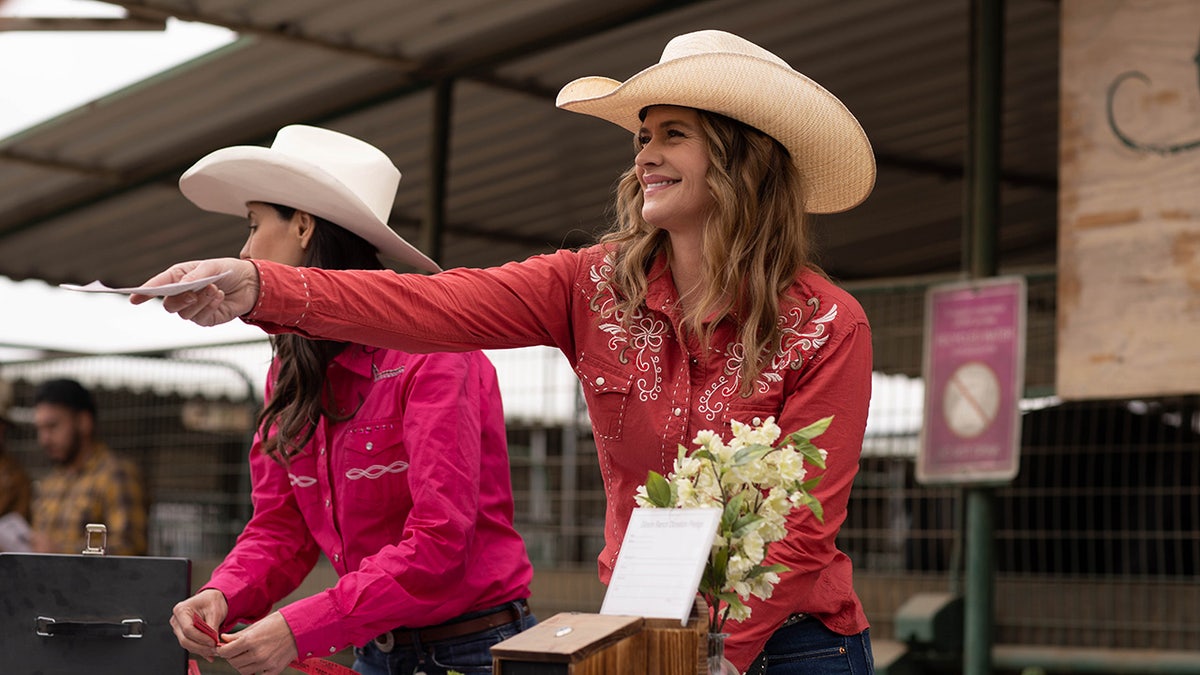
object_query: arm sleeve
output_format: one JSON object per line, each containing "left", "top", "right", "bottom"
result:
{"left": 206, "top": 373, "right": 322, "bottom": 630}
{"left": 242, "top": 251, "right": 584, "bottom": 359}
{"left": 723, "top": 318, "right": 874, "bottom": 671}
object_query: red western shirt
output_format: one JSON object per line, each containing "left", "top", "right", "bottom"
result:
{"left": 243, "top": 244, "right": 872, "bottom": 670}
{"left": 206, "top": 344, "right": 532, "bottom": 659}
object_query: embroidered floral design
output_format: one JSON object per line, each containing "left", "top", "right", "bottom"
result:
{"left": 587, "top": 256, "right": 838, "bottom": 417}
{"left": 589, "top": 257, "right": 666, "bottom": 402}
{"left": 697, "top": 298, "right": 838, "bottom": 422}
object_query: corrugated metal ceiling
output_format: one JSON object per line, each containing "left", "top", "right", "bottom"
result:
{"left": 0, "top": 0, "right": 1060, "bottom": 290}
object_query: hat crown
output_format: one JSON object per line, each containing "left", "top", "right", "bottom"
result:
{"left": 659, "top": 30, "right": 789, "bottom": 69}
{"left": 269, "top": 125, "right": 400, "bottom": 223}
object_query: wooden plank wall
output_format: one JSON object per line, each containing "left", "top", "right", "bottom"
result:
{"left": 1058, "top": 0, "right": 1200, "bottom": 399}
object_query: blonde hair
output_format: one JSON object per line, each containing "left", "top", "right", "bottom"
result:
{"left": 598, "top": 109, "right": 816, "bottom": 395}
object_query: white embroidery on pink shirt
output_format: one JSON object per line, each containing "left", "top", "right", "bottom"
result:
{"left": 289, "top": 473, "right": 317, "bottom": 488}
{"left": 346, "top": 460, "right": 409, "bottom": 480}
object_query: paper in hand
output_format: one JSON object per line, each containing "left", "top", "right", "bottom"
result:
{"left": 59, "top": 271, "right": 231, "bottom": 297}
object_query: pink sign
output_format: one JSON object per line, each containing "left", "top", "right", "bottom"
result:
{"left": 918, "top": 277, "right": 1026, "bottom": 484}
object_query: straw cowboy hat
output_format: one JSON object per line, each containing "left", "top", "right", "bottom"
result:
{"left": 556, "top": 30, "right": 876, "bottom": 214}
{"left": 179, "top": 125, "right": 441, "bottom": 273}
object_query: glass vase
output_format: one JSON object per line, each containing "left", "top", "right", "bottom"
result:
{"left": 707, "top": 632, "right": 739, "bottom": 675}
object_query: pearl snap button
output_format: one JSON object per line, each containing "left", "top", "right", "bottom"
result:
{"left": 673, "top": 408, "right": 682, "bottom": 416}
{"left": 365, "top": 441, "right": 374, "bottom": 450}
{"left": 595, "top": 376, "right": 605, "bottom": 386}
{"left": 329, "top": 646, "right": 337, "bottom": 654}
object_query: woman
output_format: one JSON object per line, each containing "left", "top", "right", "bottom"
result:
{"left": 165, "top": 125, "right": 535, "bottom": 675}
{"left": 142, "top": 31, "right": 875, "bottom": 674}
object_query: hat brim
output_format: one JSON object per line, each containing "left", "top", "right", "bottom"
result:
{"left": 180, "top": 147, "right": 440, "bottom": 273}
{"left": 556, "top": 53, "right": 875, "bottom": 214}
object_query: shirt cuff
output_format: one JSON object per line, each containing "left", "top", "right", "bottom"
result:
{"left": 244, "top": 259, "right": 312, "bottom": 327}
{"left": 279, "top": 592, "right": 351, "bottom": 660}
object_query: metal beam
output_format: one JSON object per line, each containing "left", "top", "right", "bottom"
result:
{"left": 422, "top": 78, "right": 454, "bottom": 266}
{"left": 3, "top": 0, "right": 710, "bottom": 245}
{"left": 0, "top": 16, "right": 165, "bottom": 31}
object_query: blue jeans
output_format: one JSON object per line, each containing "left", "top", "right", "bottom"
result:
{"left": 745, "top": 616, "right": 874, "bottom": 675}
{"left": 352, "top": 601, "right": 537, "bottom": 675}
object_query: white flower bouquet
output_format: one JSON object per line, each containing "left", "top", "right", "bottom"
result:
{"left": 634, "top": 416, "right": 830, "bottom": 634}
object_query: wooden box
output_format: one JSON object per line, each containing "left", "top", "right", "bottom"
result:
{"left": 491, "top": 600, "right": 707, "bottom": 675}
{"left": 492, "top": 612, "right": 646, "bottom": 675}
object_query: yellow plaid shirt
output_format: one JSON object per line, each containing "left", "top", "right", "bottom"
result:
{"left": 0, "top": 451, "right": 32, "bottom": 522}
{"left": 31, "top": 443, "right": 147, "bottom": 555}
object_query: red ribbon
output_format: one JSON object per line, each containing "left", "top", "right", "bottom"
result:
{"left": 192, "top": 612, "right": 358, "bottom": 675}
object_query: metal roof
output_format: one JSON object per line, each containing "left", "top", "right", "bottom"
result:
{"left": 0, "top": 0, "right": 1060, "bottom": 290}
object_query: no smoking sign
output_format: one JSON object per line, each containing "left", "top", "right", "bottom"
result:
{"left": 918, "top": 277, "right": 1026, "bottom": 484}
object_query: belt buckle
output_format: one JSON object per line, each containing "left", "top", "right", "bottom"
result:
{"left": 374, "top": 630, "right": 396, "bottom": 653}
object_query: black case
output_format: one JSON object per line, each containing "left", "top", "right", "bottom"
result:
{"left": 0, "top": 551, "right": 192, "bottom": 675}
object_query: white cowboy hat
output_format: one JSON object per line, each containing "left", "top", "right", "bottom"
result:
{"left": 179, "top": 125, "right": 441, "bottom": 273}
{"left": 556, "top": 30, "right": 875, "bottom": 214}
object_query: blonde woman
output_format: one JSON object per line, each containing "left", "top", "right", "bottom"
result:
{"left": 140, "top": 31, "right": 876, "bottom": 675}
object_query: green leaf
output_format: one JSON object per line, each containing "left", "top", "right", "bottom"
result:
{"left": 731, "top": 443, "right": 773, "bottom": 466}
{"left": 644, "top": 470, "right": 674, "bottom": 507}
{"left": 731, "top": 513, "right": 763, "bottom": 539}
{"left": 799, "top": 476, "right": 822, "bottom": 493}
{"left": 805, "top": 496, "right": 824, "bottom": 523}
{"left": 721, "top": 492, "right": 747, "bottom": 533}
{"left": 792, "top": 439, "right": 827, "bottom": 469}
{"left": 786, "top": 415, "right": 833, "bottom": 442}
{"left": 747, "top": 563, "right": 790, "bottom": 578}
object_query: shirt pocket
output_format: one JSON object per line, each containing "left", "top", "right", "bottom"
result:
{"left": 723, "top": 401, "right": 782, "bottom": 433}
{"left": 338, "top": 418, "right": 411, "bottom": 507}
{"left": 575, "top": 355, "right": 634, "bottom": 441}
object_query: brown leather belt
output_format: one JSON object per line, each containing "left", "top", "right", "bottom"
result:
{"left": 374, "top": 599, "right": 528, "bottom": 653}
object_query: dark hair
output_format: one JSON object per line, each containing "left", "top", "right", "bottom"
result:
{"left": 34, "top": 378, "right": 96, "bottom": 416}
{"left": 256, "top": 203, "right": 384, "bottom": 461}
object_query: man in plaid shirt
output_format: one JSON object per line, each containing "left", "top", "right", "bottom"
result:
{"left": 30, "top": 379, "right": 146, "bottom": 556}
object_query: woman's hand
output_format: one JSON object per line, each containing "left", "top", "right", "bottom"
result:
{"left": 129, "top": 258, "right": 260, "bottom": 326}
{"left": 170, "top": 588, "right": 229, "bottom": 661}
{"left": 215, "top": 611, "right": 299, "bottom": 675}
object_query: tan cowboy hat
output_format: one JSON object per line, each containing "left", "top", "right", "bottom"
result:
{"left": 556, "top": 30, "right": 875, "bottom": 214}
{"left": 179, "top": 125, "right": 441, "bottom": 273}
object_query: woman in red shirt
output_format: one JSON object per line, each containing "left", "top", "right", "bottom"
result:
{"left": 166, "top": 125, "right": 535, "bottom": 675}
{"left": 142, "top": 31, "right": 875, "bottom": 675}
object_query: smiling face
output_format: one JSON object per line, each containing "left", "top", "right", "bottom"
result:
{"left": 635, "top": 106, "right": 716, "bottom": 233}
{"left": 239, "top": 202, "right": 311, "bottom": 266}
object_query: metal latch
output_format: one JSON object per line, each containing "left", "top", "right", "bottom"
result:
{"left": 81, "top": 523, "right": 107, "bottom": 555}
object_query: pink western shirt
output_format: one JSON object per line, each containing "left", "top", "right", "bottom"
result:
{"left": 205, "top": 343, "right": 532, "bottom": 659}
{"left": 243, "top": 244, "right": 872, "bottom": 670}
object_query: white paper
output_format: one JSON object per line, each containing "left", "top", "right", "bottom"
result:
{"left": 59, "top": 271, "right": 231, "bottom": 297}
{"left": 600, "top": 507, "right": 720, "bottom": 625}
{"left": 0, "top": 512, "right": 32, "bottom": 552}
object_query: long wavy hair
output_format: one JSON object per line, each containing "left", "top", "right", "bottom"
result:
{"left": 255, "top": 204, "right": 384, "bottom": 462}
{"left": 598, "top": 108, "right": 816, "bottom": 395}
